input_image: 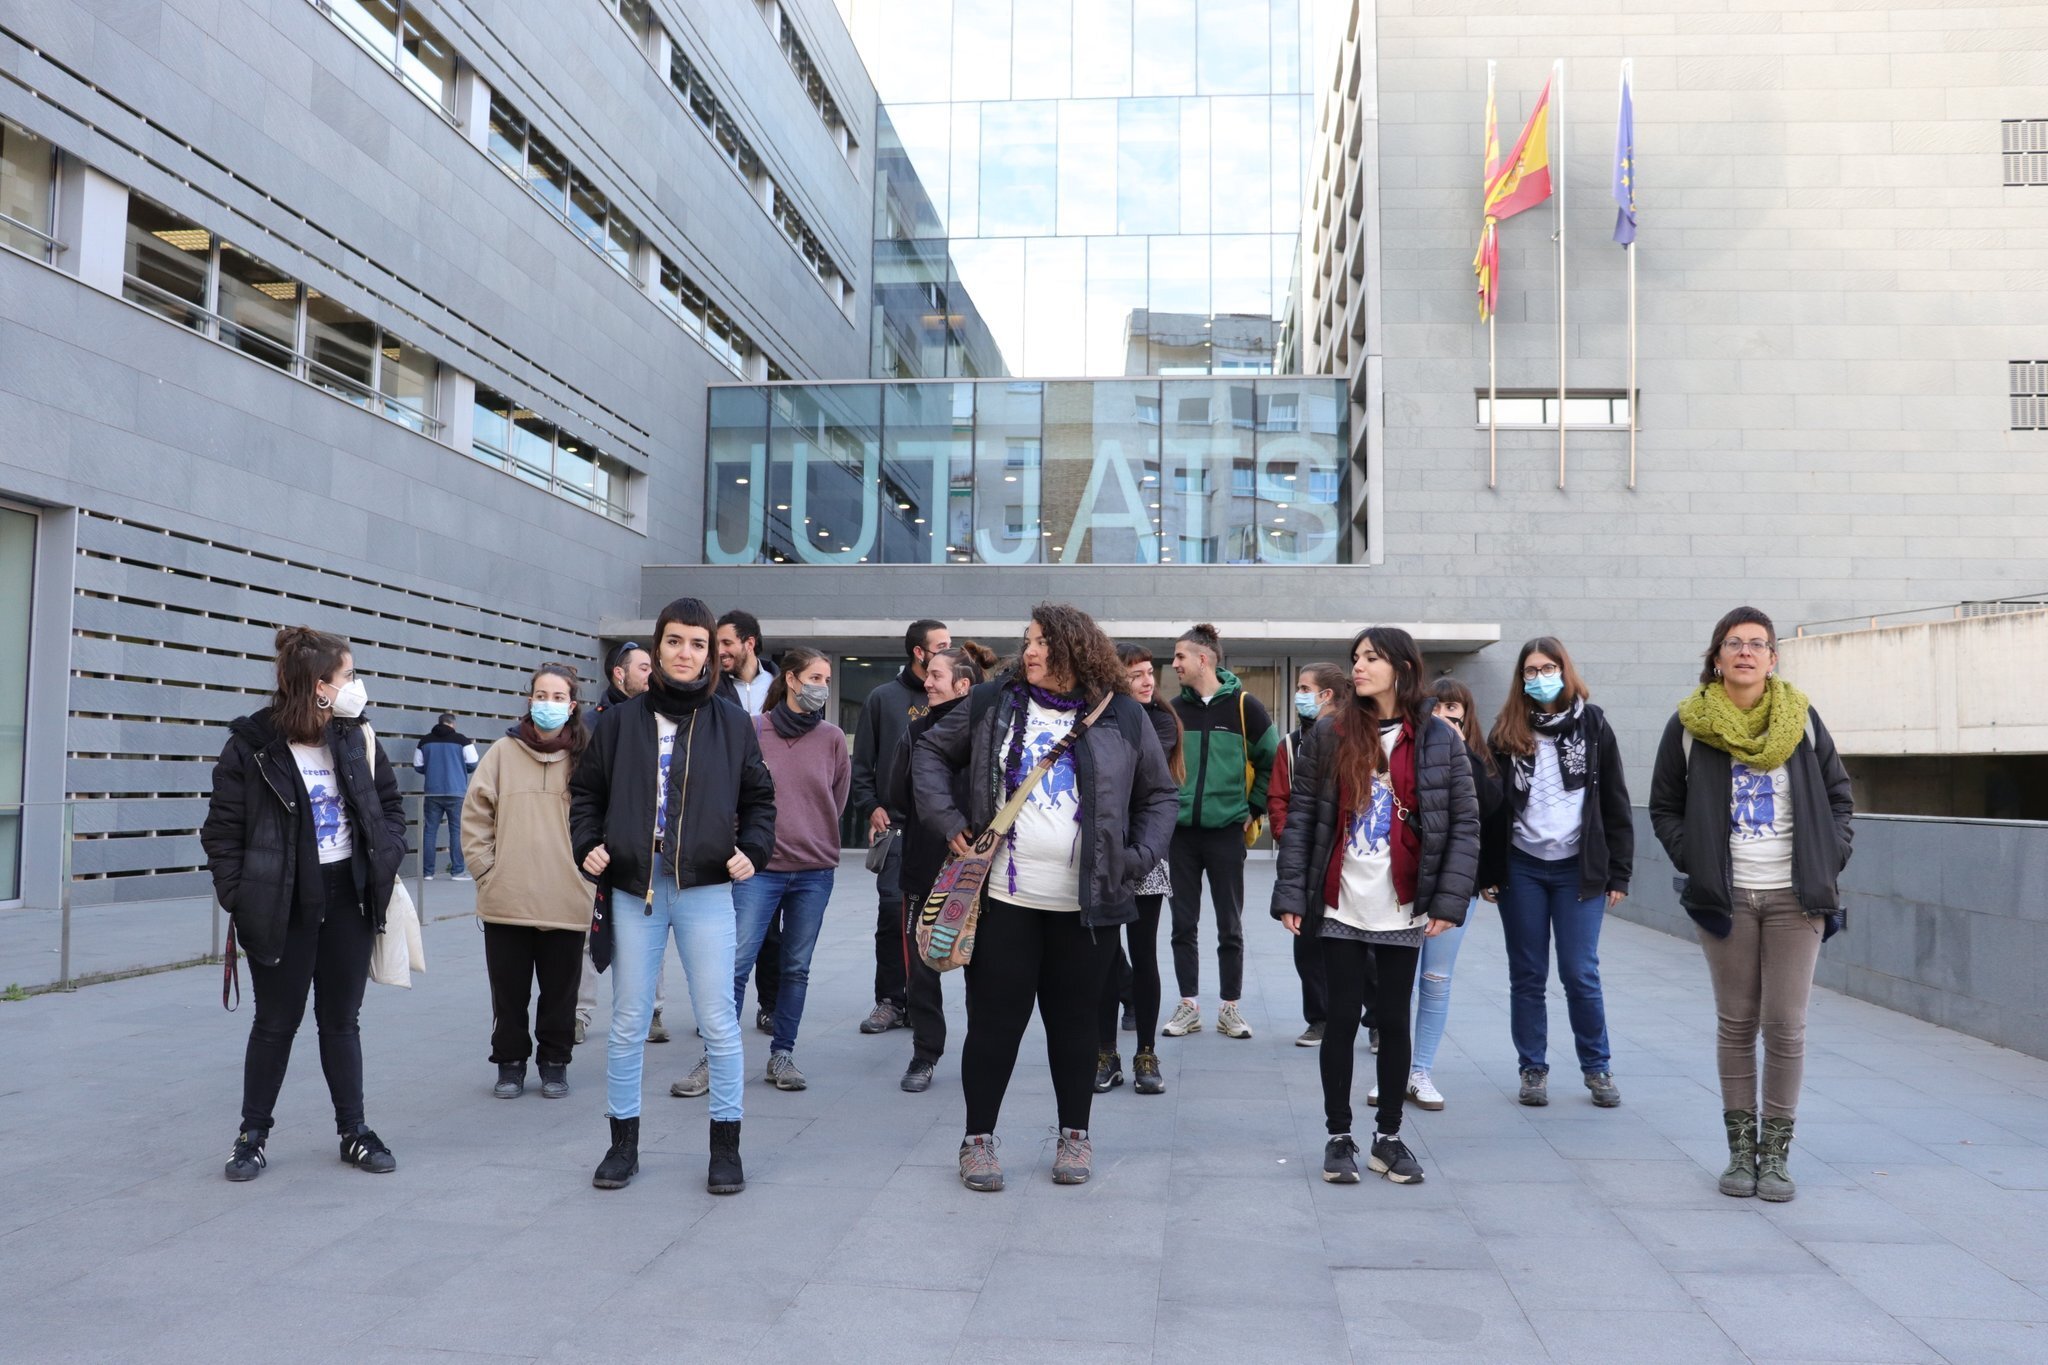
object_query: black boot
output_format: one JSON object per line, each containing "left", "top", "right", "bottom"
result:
{"left": 494, "top": 1062, "right": 526, "bottom": 1098}
{"left": 538, "top": 1062, "right": 569, "bottom": 1099}
{"left": 708, "top": 1118, "right": 744, "bottom": 1195}
{"left": 593, "top": 1115, "right": 639, "bottom": 1189}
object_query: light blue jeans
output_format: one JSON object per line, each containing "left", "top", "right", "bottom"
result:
{"left": 732, "top": 868, "right": 834, "bottom": 1055}
{"left": 1409, "top": 904, "right": 1472, "bottom": 1077}
{"left": 607, "top": 869, "right": 743, "bottom": 1122}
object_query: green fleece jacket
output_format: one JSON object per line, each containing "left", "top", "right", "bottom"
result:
{"left": 1171, "top": 669, "right": 1278, "bottom": 829}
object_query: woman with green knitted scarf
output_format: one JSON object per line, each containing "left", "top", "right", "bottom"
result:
{"left": 1649, "top": 607, "right": 1855, "bottom": 1207}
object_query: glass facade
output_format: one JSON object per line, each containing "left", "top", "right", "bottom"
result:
{"left": 705, "top": 377, "right": 1347, "bottom": 566}
{"left": 0, "top": 505, "right": 30, "bottom": 901}
{"left": 847, "top": 0, "right": 1316, "bottom": 380}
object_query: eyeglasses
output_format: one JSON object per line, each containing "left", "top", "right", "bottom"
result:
{"left": 1721, "top": 638, "right": 1774, "bottom": 656}
{"left": 1521, "top": 664, "right": 1561, "bottom": 682}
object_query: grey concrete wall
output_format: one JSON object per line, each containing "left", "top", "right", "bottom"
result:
{"left": 1619, "top": 809, "right": 2048, "bottom": 1062}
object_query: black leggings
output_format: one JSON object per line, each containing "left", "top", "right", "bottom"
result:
{"left": 1097, "top": 894, "right": 1163, "bottom": 1052}
{"left": 241, "top": 862, "right": 374, "bottom": 1134}
{"left": 483, "top": 922, "right": 586, "bottom": 1067}
{"left": 1320, "top": 938, "right": 1420, "bottom": 1138}
{"left": 961, "top": 898, "right": 1118, "bottom": 1136}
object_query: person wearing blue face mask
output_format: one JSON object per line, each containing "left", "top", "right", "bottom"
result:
{"left": 462, "top": 663, "right": 594, "bottom": 1101}
{"left": 1479, "top": 637, "right": 1634, "bottom": 1110}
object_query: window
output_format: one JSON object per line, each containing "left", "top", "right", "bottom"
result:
{"left": 2004, "top": 120, "right": 2048, "bottom": 187}
{"left": 215, "top": 243, "right": 300, "bottom": 371}
{"left": 1475, "top": 390, "right": 1634, "bottom": 427}
{"left": 0, "top": 505, "right": 31, "bottom": 901}
{"left": 2014, "top": 361, "right": 2048, "bottom": 431}
{"left": 486, "top": 93, "right": 640, "bottom": 281}
{"left": 611, "top": 0, "right": 653, "bottom": 44}
{"left": 123, "top": 198, "right": 213, "bottom": 329}
{"left": 471, "top": 386, "right": 634, "bottom": 523}
{"left": 774, "top": 9, "right": 855, "bottom": 151}
{"left": 0, "top": 118, "right": 57, "bottom": 262}
{"left": 311, "top": 0, "right": 458, "bottom": 116}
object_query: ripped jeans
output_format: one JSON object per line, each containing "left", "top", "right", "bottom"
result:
{"left": 1408, "top": 903, "right": 1472, "bottom": 1077}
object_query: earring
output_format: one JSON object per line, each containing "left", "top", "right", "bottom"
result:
{"left": 1713, "top": 667, "right": 1722, "bottom": 679}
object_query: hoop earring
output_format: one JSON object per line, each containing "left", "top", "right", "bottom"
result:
{"left": 1712, "top": 667, "right": 1722, "bottom": 679}
{"left": 316, "top": 691, "right": 332, "bottom": 709}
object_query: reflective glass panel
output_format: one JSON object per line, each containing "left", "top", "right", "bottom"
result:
{"left": 972, "top": 382, "right": 1044, "bottom": 563}
{"left": 1148, "top": 236, "right": 1211, "bottom": 375}
{"left": 772, "top": 385, "right": 884, "bottom": 565}
{"left": 1085, "top": 236, "right": 1147, "bottom": 376}
{"left": 0, "top": 120, "right": 56, "bottom": 258}
{"left": 950, "top": 238, "right": 1025, "bottom": 377}
{"left": 706, "top": 386, "right": 771, "bottom": 564}
{"left": 1198, "top": 0, "right": 1269, "bottom": 94}
{"left": 122, "top": 198, "right": 211, "bottom": 330}
{"left": 953, "top": 0, "right": 1012, "bottom": 103}
{"left": 1159, "top": 378, "right": 1253, "bottom": 561}
{"left": 948, "top": 103, "right": 980, "bottom": 238}
{"left": 1254, "top": 378, "right": 1343, "bottom": 563}
{"left": 568, "top": 170, "right": 606, "bottom": 246}
{"left": 525, "top": 132, "right": 569, "bottom": 217}
{"left": 510, "top": 412, "right": 556, "bottom": 487}
{"left": 1209, "top": 96, "right": 1272, "bottom": 233}
{"left": 845, "top": 0, "right": 953, "bottom": 106}
{"left": 1011, "top": 0, "right": 1072, "bottom": 99}
{"left": 877, "top": 106, "right": 949, "bottom": 240}
{"left": 1116, "top": 99, "right": 1178, "bottom": 235}
{"left": 486, "top": 97, "right": 526, "bottom": 172}
{"left": 605, "top": 207, "right": 640, "bottom": 276}
{"left": 1057, "top": 102, "right": 1117, "bottom": 237}
{"left": 0, "top": 506, "right": 30, "bottom": 899}
{"left": 471, "top": 386, "right": 514, "bottom": 464}
{"left": 398, "top": 8, "right": 458, "bottom": 111}
{"left": 214, "top": 243, "right": 298, "bottom": 371}
{"left": 881, "top": 382, "right": 973, "bottom": 564}
{"left": 379, "top": 335, "right": 435, "bottom": 432}
{"left": 327, "top": 0, "right": 399, "bottom": 64}
{"left": 870, "top": 238, "right": 949, "bottom": 379}
{"left": 1042, "top": 380, "right": 1160, "bottom": 562}
{"left": 305, "top": 292, "right": 376, "bottom": 404}
{"left": 1072, "top": 0, "right": 1133, "bottom": 98}
{"left": 1133, "top": 0, "right": 1196, "bottom": 96}
{"left": 979, "top": 103, "right": 1056, "bottom": 236}
{"left": 1177, "top": 99, "right": 1210, "bottom": 234}
{"left": 1023, "top": 238, "right": 1086, "bottom": 375}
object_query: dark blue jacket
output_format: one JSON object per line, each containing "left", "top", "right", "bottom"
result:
{"left": 414, "top": 723, "right": 478, "bottom": 796}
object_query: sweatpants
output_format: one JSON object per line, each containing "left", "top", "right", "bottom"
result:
{"left": 483, "top": 921, "right": 586, "bottom": 1068}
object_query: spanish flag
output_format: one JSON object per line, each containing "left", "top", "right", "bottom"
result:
{"left": 1473, "top": 71, "right": 1502, "bottom": 320}
{"left": 1486, "top": 77, "right": 1554, "bottom": 221}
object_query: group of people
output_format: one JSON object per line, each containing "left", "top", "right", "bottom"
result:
{"left": 200, "top": 600, "right": 1853, "bottom": 1206}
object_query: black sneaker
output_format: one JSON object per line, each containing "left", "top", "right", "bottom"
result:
{"left": 493, "top": 1062, "right": 526, "bottom": 1099}
{"left": 755, "top": 1008, "right": 774, "bottom": 1035}
{"left": 224, "top": 1128, "right": 267, "bottom": 1183}
{"left": 1120, "top": 1006, "right": 1136, "bottom": 1033}
{"left": 339, "top": 1126, "right": 397, "bottom": 1174}
{"left": 1132, "top": 1050, "right": 1166, "bottom": 1095}
{"left": 1093, "top": 1051, "right": 1124, "bottom": 1093}
{"left": 900, "top": 1059, "right": 936, "bottom": 1093}
{"left": 1369, "top": 1134, "right": 1424, "bottom": 1184}
{"left": 538, "top": 1062, "right": 569, "bottom": 1099}
{"left": 1296, "top": 1022, "right": 1326, "bottom": 1047}
{"left": 1322, "top": 1135, "right": 1361, "bottom": 1183}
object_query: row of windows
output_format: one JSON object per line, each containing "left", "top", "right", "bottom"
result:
{"left": 117, "top": 191, "right": 635, "bottom": 524}
{"left": 770, "top": 6, "right": 854, "bottom": 149}
{"left": 312, "top": 1, "right": 459, "bottom": 119}
{"left": 486, "top": 94, "right": 643, "bottom": 279}
{"left": 0, "top": 118, "right": 57, "bottom": 262}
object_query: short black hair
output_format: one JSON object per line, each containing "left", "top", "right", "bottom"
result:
{"left": 905, "top": 618, "right": 947, "bottom": 657}
{"left": 718, "top": 608, "right": 764, "bottom": 655}
{"left": 654, "top": 598, "right": 716, "bottom": 644}
{"left": 438, "top": 712, "right": 456, "bottom": 726}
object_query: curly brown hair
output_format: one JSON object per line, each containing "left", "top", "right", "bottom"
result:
{"left": 1027, "top": 602, "right": 1125, "bottom": 701}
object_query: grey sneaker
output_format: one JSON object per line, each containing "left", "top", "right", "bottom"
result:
{"left": 573, "top": 1017, "right": 587, "bottom": 1046}
{"left": 1162, "top": 1001, "right": 1202, "bottom": 1037}
{"left": 1322, "top": 1134, "right": 1361, "bottom": 1183}
{"left": 1295, "top": 1022, "right": 1326, "bottom": 1047}
{"left": 646, "top": 1010, "right": 670, "bottom": 1044}
{"left": 1216, "top": 1003, "right": 1252, "bottom": 1039}
{"left": 860, "top": 1000, "right": 906, "bottom": 1034}
{"left": 766, "top": 1051, "right": 808, "bottom": 1091}
{"left": 959, "top": 1134, "right": 1004, "bottom": 1192}
{"left": 1519, "top": 1068, "right": 1549, "bottom": 1107}
{"left": 1051, "top": 1128, "right": 1093, "bottom": 1185}
{"left": 900, "top": 1059, "right": 936, "bottom": 1093}
{"left": 669, "top": 1054, "right": 709, "bottom": 1098}
{"left": 1584, "top": 1071, "right": 1621, "bottom": 1108}
{"left": 1369, "top": 1134, "right": 1425, "bottom": 1184}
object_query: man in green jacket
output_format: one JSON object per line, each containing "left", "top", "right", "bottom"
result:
{"left": 1162, "top": 624, "right": 1277, "bottom": 1041}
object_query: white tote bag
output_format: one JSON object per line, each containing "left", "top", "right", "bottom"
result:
{"left": 360, "top": 722, "right": 426, "bottom": 987}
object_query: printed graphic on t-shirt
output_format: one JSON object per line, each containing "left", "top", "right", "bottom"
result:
{"left": 1347, "top": 776, "right": 1395, "bottom": 856}
{"left": 655, "top": 721, "right": 678, "bottom": 835}
{"left": 1731, "top": 762, "right": 1779, "bottom": 839}
{"left": 307, "top": 773, "right": 345, "bottom": 852}
{"left": 1019, "top": 716, "right": 1079, "bottom": 816}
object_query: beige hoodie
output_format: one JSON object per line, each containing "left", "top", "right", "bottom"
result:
{"left": 460, "top": 735, "right": 590, "bottom": 932}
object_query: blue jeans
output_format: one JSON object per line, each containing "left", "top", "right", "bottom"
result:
{"left": 732, "top": 868, "right": 833, "bottom": 1054}
{"left": 1498, "top": 848, "right": 1611, "bottom": 1075}
{"left": 607, "top": 870, "right": 742, "bottom": 1122}
{"left": 422, "top": 795, "right": 463, "bottom": 875}
{"left": 1409, "top": 909, "right": 1470, "bottom": 1076}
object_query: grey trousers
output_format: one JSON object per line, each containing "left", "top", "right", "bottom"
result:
{"left": 1698, "top": 886, "right": 1823, "bottom": 1119}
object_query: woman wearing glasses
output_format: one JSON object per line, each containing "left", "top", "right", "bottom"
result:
{"left": 1481, "top": 637, "right": 1633, "bottom": 1109}
{"left": 1648, "top": 608, "right": 1853, "bottom": 1203}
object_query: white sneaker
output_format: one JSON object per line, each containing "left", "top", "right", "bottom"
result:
{"left": 1162, "top": 1001, "right": 1202, "bottom": 1037}
{"left": 1407, "top": 1072, "right": 1445, "bottom": 1111}
{"left": 1216, "top": 1003, "right": 1252, "bottom": 1039}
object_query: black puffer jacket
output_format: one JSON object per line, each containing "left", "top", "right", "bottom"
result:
{"left": 200, "top": 709, "right": 406, "bottom": 967}
{"left": 1270, "top": 713, "right": 1482, "bottom": 933}
{"left": 910, "top": 680, "right": 1179, "bottom": 929}
{"left": 1647, "top": 708, "right": 1854, "bottom": 939}
{"left": 884, "top": 695, "right": 970, "bottom": 904}
{"left": 569, "top": 688, "right": 775, "bottom": 900}
{"left": 1480, "top": 703, "right": 1635, "bottom": 899}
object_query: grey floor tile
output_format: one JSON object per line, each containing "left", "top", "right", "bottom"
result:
{"left": 1487, "top": 1232, "right": 1693, "bottom": 1312}
{"left": 1331, "top": 1267, "right": 1543, "bottom": 1359}
{"left": 749, "top": 1282, "right": 975, "bottom": 1365}
{"left": 1151, "top": 1296, "right": 1350, "bottom": 1363}
{"left": 1617, "top": 1205, "right": 1832, "bottom": 1274}
{"left": 1807, "top": 1242, "right": 2048, "bottom": 1322}
{"left": 1680, "top": 1270, "right": 1942, "bottom": 1362}
{"left": 964, "top": 1250, "right": 1159, "bottom": 1345}
{"left": 1897, "top": 1316, "right": 2048, "bottom": 1365}
{"left": 1526, "top": 1307, "right": 1747, "bottom": 1365}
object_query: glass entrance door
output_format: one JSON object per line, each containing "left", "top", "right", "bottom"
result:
{"left": 0, "top": 505, "right": 35, "bottom": 901}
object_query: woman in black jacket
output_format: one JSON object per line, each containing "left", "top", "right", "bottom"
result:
{"left": 201, "top": 626, "right": 407, "bottom": 1183}
{"left": 1648, "top": 606, "right": 1853, "bottom": 1204}
{"left": 1481, "top": 636, "right": 1634, "bottom": 1110}
{"left": 886, "top": 639, "right": 998, "bottom": 1094}
{"left": 1092, "top": 642, "right": 1184, "bottom": 1098}
{"left": 913, "top": 603, "right": 1178, "bottom": 1193}
{"left": 1271, "top": 627, "right": 1480, "bottom": 1186}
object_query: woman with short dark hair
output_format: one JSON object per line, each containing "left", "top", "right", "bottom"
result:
{"left": 202, "top": 627, "right": 407, "bottom": 1182}
{"left": 1649, "top": 606, "right": 1853, "bottom": 1202}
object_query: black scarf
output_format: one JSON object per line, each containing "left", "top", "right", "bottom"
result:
{"left": 645, "top": 669, "right": 718, "bottom": 721}
{"left": 1506, "top": 698, "right": 1590, "bottom": 814}
{"left": 599, "top": 684, "right": 632, "bottom": 711}
{"left": 769, "top": 699, "right": 824, "bottom": 741}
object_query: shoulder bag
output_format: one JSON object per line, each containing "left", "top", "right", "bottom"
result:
{"left": 1239, "top": 691, "right": 1264, "bottom": 849}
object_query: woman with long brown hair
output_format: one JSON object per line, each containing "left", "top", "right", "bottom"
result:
{"left": 1481, "top": 636, "right": 1634, "bottom": 1110}
{"left": 202, "top": 627, "right": 407, "bottom": 1181}
{"left": 1093, "top": 642, "right": 1185, "bottom": 1098}
{"left": 462, "top": 663, "right": 592, "bottom": 1101}
{"left": 912, "top": 604, "right": 1178, "bottom": 1191}
{"left": 1271, "top": 627, "right": 1480, "bottom": 1185}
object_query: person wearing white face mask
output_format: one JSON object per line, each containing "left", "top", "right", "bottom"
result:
{"left": 1272, "top": 663, "right": 1347, "bottom": 1048}
{"left": 202, "top": 627, "right": 407, "bottom": 1182}
{"left": 462, "top": 664, "right": 593, "bottom": 1101}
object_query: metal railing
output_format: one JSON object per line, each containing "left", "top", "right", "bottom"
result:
{"left": 1793, "top": 593, "right": 2048, "bottom": 638}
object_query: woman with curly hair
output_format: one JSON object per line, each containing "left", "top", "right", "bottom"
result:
{"left": 912, "top": 604, "right": 1179, "bottom": 1191}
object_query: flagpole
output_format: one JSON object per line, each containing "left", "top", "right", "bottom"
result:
{"left": 1555, "top": 57, "right": 1567, "bottom": 490}
{"left": 1624, "top": 58, "right": 1637, "bottom": 490}
{"left": 1487, "top": 61, "right": 1498, "bottom": 490}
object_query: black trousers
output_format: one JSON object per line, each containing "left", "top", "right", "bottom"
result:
{"left": 961, "top": 898, "right": 1118, "bottom": 1135}
{"left": 483, "top": 921, "right": 586, "bottom": 1067}
{"left": 1169, "top": 825, "right": 1247, "bottom": 1000}
{"left": 753, "top": 911, "right": 782, "bottom": 1014}
{"left": 873, "top": 839, "right": 907, "bottom": 1009}
{"left": 1294, "top": 930, "right": 1377, "bottom": 1029}
{"left": 1320, "top": 938, "right": 1420, "bottom": 1137}
{"left": 241, "top": 862, "right": 373, "bottom": 1134}
{"left": 903, "top": 889, "right": 948, "bottom": 1064}
{"left": 1098, "top": 894, "right": 1164, "bottom": 1052}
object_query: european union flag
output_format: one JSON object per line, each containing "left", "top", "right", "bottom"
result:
{"left": 1612, "top": 67, "right": 1636, "bottom": 246}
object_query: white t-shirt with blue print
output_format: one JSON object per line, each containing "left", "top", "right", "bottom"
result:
{"left": 654, "top": 714, "right": 677, "bottom": 841}
{"left": 1729, "top": 760, "right": 1794, "bottom": 891}
{"left": 1005, "top": 701, "right": 1083, "bottom": 912}
{"left": 290, "top": 742, "right": 353, "bottom": 865}
{"left": 1331, "top": 720, "right": 1412, "bottom": 934}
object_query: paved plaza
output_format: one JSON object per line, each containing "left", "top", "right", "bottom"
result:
{"left": 4, "top": 853, "right": 2047, "bottom": 1363}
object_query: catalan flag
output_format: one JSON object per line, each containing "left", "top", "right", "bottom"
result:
{"left": 1473, "top": 69, "right": 1502, "bottom": 320}
{"left": 1486, "top": 77, "right": 1553, "bottom": 222}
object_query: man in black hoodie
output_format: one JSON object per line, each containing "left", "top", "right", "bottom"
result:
{"left": 849, "top": 618, "right": 949, "bottom": 1034}
{"left": 412, "top": 713, "right": 477, "bottom": 879}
